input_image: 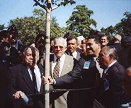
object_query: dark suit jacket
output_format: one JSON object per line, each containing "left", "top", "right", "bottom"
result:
{"left": 0, "top": 63, "right": 12, "bottom": 108}
{"left": 55, "top": 57, "right": 99, "bottom": 87}
{"left": 66, "top": 49, "right": 81, "bottom": 61}
{"left": 99, "top": 62, "right": 125, "bottom": 108}
{"left": 10, "top": 64, "right": 44, "bottom": 108}
{"left": 55, "top": 57, "right": 100, "bottom": 108}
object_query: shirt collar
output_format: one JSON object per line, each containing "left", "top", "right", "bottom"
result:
{"left": 104, "top": 60, "right": 117, "bottom": 73}
{"left": 54, "top": 54, "right": 65, "bottom": 62}
{"left": 93, "top": 57, "right": 97, "bottom": 61}
{"left": 34, "top": 65, "right": 38, "bottom": 70}
{"left": 72, "top": 51, "right": 77, "bottom": 58}
{"left": 27, "top": 65, "right": 38, "bottom": 70}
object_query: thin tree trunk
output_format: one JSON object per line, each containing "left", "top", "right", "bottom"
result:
{"left": 45, "top": 1, "right": 51, "bottom": 108}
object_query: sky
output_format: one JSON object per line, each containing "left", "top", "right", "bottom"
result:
{"left": 0, "top": 0, "right": 131, "bottom": 30}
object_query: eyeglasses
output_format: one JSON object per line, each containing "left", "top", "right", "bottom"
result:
{"left": 54, "top": 46, "right": 64, "bottom": 49}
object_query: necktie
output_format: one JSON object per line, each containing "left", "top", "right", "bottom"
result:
{"left": 70, "top": 53, "right": 73, "bottom": 56}
{"left": 53, "top": 58, "right": 60, "bottom": 79}
{"left": 89, "top": 57, "right": 96, "bottom": 68}
{"left": 30, "top": 68, "right": 38, "bottom": 92}
{"left": 102, "top": 70, "right": 109, "bottom": 91}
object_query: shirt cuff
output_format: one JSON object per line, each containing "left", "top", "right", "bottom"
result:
{"left": 53, "top": 79, "right": 56, "bottom": 85}
{"left": 21, "top": 92, "right": 29, "bottom": 104}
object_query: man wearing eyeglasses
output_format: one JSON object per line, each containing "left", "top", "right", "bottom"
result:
{"left": 49, "top": 37, "right": 74, "bottom": 108}
{"left": 44, "top": 35, "right": 103, "bottom": 108}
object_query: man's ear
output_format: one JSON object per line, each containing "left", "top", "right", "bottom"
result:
{"left": 98, "top": 43, "right": 101, "bottom": 48}
{"left": 23, "top": 52, "right": 25, "bottom": 56}
{"left": 97, "top": 43, "right": 101, "bottom": 52}
{"left": 64, "top": 47, "right": 67, "bottom": 52}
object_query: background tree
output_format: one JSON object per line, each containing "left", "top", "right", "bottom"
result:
{"left": 101, "top": 25, "right": 115, "bottom": 36}
{"left": 0, "top": 24, "right": 5, "bottom": 31}
{"left": 9, "top": 9, "right": 45, "bottom": 45}
{"left": 33, "top": 1, "right": 76, "bottom": 108}
{"left": 113, "top": 23, "right": 123, "bottom": 36}
{"left": 66, "top": 5, "right": 97, "bottom": 37}
{"left": 113, "top": 12, "right": 131, "bottom": 36}
{"left": 51, "top": 17, "right": 64, "bottom": 39}
{"left": 119, "top": 12, "right": 131, "bottom": 36}
{"left": 9, "top": 9, "right": 63, "bottom": 45}
{"left": 101, "top": 12, "right": 131, "bottom": 36}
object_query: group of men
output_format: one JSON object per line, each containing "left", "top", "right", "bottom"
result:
{"left": 0, "top": 27, "right": 24, "bottom": 66}
{"left": 44, "top": 35, "right": 126, "bottom": 108}
{"left": 0, "top": 33, "right": 128, "bottom": 108}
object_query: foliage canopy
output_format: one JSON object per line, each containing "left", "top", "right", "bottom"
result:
{"left": 9, "top": 9, "right": 63, "bottom": 45}
{"left": 66, "top": 5, "right": 97, "bottom": 37}
{"left": 101, "top": 12, "right": 131, "bottom": 37}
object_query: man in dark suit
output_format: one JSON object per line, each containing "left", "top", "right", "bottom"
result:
{"left": 98, "top": 46, "right": 125, "bottom": 108}
{"left": 45, "top": 35, "right": 102, "bottom": 108}
{"left": 10, "top": 46, "right": 44, "bottom": 108}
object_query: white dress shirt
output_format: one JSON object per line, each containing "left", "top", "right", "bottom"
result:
{"left": 94, "top": 57, "right": 103, "bottom": 78}
{"left": 72, "top": 51, "right": 77, "bottom": 59}
{"left": 28, "top": 65, "right": 42, "bottom": 92}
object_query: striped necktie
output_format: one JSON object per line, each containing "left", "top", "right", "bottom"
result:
{"left": 53, "top": 58, "right": 60, "bottom": 79}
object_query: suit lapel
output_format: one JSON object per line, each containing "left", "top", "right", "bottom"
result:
{"left": 102, "top": 62, "right": 118, "bottom": 79}
{"left": 105, "top": 62, "right": 118, "bottom": 77}
{"left": 61, "top": 55, "right": 72, "bottom": 76}
{"left": 76, "top": 51, "right": 81, "bottom": 60}
{"left": 50, "top": 54, "right": 54, "bottom": 77}
{"left": 22, "top": 65, "right": 35, "bottom": 92}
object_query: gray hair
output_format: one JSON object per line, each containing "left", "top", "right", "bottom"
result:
{"left": 53, "top": 37, "right": 67, "bottom": 47}
{"left": 23, "top": 46, "right": 39, "bottom": 56}
{"left": 127, "top": 66, "right": 131, "bottom": 72}
{"left": 104, "top": 46, "right": 118, "bottom": 60}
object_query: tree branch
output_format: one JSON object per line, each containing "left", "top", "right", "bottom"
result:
{"left": 51, "top": 0, "right": 64, "bottom": 11}
{"left": 33, "top": 0, "right": 47, "bottom": 10}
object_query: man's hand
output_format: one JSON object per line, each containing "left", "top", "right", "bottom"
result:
{"left": 13, "top": 91, "right": 29, "bottom": 103}
{"left": 13, "top": 91, "right": 23, "bottom": 99}
{"left": 42, "top": 76, "right": 54, "bottom": 85}
{"left": 48, "top": 76, "right": 54, "bottom": 84}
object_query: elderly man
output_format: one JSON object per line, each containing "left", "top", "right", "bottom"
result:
{"left": 10, "top": 46, "right": 44, "bottom": 108}
{"left": 98, "top": 46, "right": 125, "bottom": 108}
{"left": 49, "top": 37, "right": 74, "bottom": 108}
